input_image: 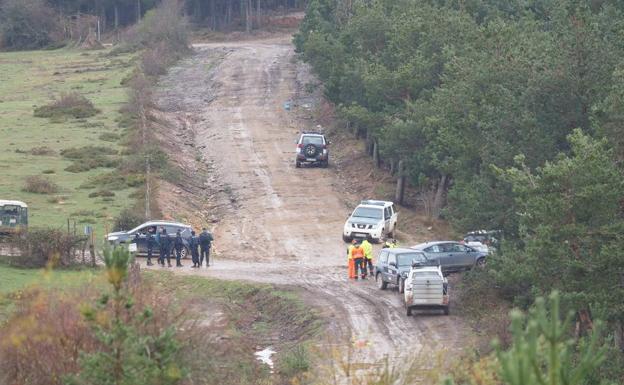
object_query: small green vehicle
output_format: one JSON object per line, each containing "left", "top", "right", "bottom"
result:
{"left": 0, "top": 200, "right": 28, "bottom": 235}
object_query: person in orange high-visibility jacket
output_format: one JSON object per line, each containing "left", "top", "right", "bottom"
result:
{"left": 360, "top": 239, "right": 374, "bottom": 277}
{"left": 350, "top": 241, "right": 366, "bottom": 279}
{"left": 347, "top": 239, "right": 357, "bottom": 279}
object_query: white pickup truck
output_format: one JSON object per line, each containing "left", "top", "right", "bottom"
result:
{"left": 404, "top": 263, "right": 450, "bottom": 316}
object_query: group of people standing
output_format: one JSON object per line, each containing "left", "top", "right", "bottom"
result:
{"left": 347, "top": 238, "right": 397, "bottom": 279}
{"left": 141, "top": 227, "right": 214, "bottom": 268}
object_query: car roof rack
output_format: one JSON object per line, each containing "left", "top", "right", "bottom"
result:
{"left": 301, "top": 131, "right": 324, "bottom": 135}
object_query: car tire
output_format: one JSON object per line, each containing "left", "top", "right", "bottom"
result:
{"left": 321, "top": 160, "right": 328, "bottom": 168}
{"left": 342, "top": 234, "right": 352, "bottom": 243}
{"left": 443, "top": 305, "right": 450, "bottom": 316}
{"left": 387, "top": 229, "right": 394, "bottom": 238}
{"left": 295, "top": 161, "right": 301, "bottom": 168}
{"left": 476, "top": 257, "right": 486, "bottom": 267}
{"left": 398, "top": 278, "right": 405, "bottom": 294}
{"left": 406, "top": 305, "right": 412, "bottom": 317}
{"left": 181, "top": 247, "right": 189, "bottom": 259}
{"left": 376, "top": 273, "right": 388, "bottom": 290}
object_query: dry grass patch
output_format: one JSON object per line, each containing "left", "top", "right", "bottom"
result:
{"left": 22, "top": 176, "right": 59, "bottom": 194}
{"left": 33, "top": 92, "right": 99, "bottom": 120}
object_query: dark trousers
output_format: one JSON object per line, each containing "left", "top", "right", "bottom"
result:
{"left": 353, "top": 258, "right": 366, "bottom": 278}
{"left": 200, "top": 246, "right": 210, "bottom": 266}
{"left": 365, "top": 258, "right": 373, "bottom": 274}
{"left": 175, "top": 246, "right": 183, "bottom": 265}
{"left": 191, "top": 250, "right": 199, "bottom": 265}
{"left": 147, "top": 247, "right": 153, "bottom": 263}
{"left": 159, "top": 246, "right": 171, "bottom": 265}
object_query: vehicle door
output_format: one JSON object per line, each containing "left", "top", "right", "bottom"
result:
{"left": 386, "top": 252, "right": 398, "bottom": 283}
{"left": 423, "top": 244, "right": 444, "bottom": 266}
{"left": 389, "top": 204, "right": 398, "bottom": 232}
{"left": 383, "top": 207, "right": 392, "bottom": 234}
{"left": 377, "top": 250, "right": 389, "bottom": 279}
{"left": 130, "top": 225, "right": 150, "bottom": 253}
{"left": 454, "top": 244, "right": 477, "bottom": 268}
{"left": 438, "top": 243, "right": 462, "bottom": 270}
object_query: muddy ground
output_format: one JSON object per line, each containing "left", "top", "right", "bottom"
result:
{"left": 152, "top": 35, "right": 475, "bottom": 380}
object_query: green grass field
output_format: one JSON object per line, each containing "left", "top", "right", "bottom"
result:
{"left": 0, "top": 48, "right": 136, "bottom": 238}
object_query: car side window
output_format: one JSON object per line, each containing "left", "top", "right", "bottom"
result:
{"left": 388, "top": 253, "right": 397, "bottom": 265}
{"left": 384, "top": 207, "right": 391, "bottom": 220}
{"left": 425, "top": 245, "right": 441, "bottom": 253}
{"left": 390, "top": 204, "right": 395, "bottom": 215}
{"left": 379, "top": 251, "right": 388, "bottom": 264}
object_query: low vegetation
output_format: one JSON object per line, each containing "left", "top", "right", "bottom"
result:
{"left": 0, "top": 249, "right": 321, "bottom": 385}
{"left": 33, "top": 92, "right": 99, "bottom": 120}
{"left": 22, "top": 175, "right": 59, "bottom": 194}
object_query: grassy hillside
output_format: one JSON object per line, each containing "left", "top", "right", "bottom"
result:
{"left": 0, "top": 48, "right": 135, "bottom": 238}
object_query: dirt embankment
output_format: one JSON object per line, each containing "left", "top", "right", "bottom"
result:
{"left": 151, "top": 35, "right": 476, "bottom": 379}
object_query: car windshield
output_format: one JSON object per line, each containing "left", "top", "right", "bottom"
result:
{"left": 0, "top": 205, "right": 20, "bottom": 215}
{"left": 302, "top": 136, "right": 323, "bottom": 145}
{"left": 397, "top": 253, "right": 426, "bottom": 266}
{"left": 352, "top": 207, "right": 383, "bottom": 219}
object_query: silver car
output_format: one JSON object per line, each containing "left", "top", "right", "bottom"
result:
{"left": 411, "top": 241, "right": 487, "bottom": 273}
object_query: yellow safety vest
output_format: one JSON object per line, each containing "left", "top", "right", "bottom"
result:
{"left": 361, "top": 240, "right": 373, "bottom": 260}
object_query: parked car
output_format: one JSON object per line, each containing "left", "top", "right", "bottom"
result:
{"left": 411, "top": 241, "right": 487, "bottom": 273}
{"left": 463, "top": 230, "right": 501, "bottom": 248}
{"left": 0, "top": 200, "right": 28, "bottom": 235}
{"left": 106, "top": 220, "right": 193, "bottom": 258}
{"left": 295, "top": 131, "right": 330, "bottom": 168}
{"left": 374, "top": 248, "right": 429, "bottom": 294}
{"left": 404, "top": 262, "right": 449, "bottom": 316}
{"left": 343, "top": 200, "right": 398, "bottom": 243}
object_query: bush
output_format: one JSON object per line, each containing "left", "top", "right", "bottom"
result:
{"left": 22, "top": 175, "right": 59, "bottom": 194}
{"left": 99, "top": 132, "right": 120, "bottom": 142}
{"left": 8, "top": 228, "right": 86, "bottom": 267}
{"left": 136, "top": 0, "right": 189, "bottom": 54}
{"left": 65, "top": 157, "right": 119, "bottom": 173}
{"left": 0, "top": 0, "right": 62, "bottom": 50}
{"left": 113, "top": 208, "right": 145, "bottom": 231}
{"left": 42, "top": 169, "right": 55, "bottom": 174}
{"left": 34, "top": 92, "right": 99, "bottom": 119}
{"left": 88, "top": 190, "right": 115, "bottom": 198}
{"left": 29, "top": 146, "right": 55, "bottom": 156}
{"left": 61, "top": 145, "right": 117, "bottom": 159}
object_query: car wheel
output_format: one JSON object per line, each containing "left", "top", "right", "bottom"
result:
{"left": 342, "top": 234, "right": 352, "bottom": 243}
{"left": 476, "top": 257, "right": 486, "bottom": 267}
{"left": 321, "top": 160, "right": 329, "bottom": 168}
{"left": 406, "top": 305, "right": 412, "bottom": 317}
{"left": 398, "top": 278, "right": 405, "bottom": 294}
{"left": 376, "top": 273, "right": 388, "bottom": 290}
{"left": 443, "top": 305, "right": 450, "bottom": 316}
{"left": 387, "top": 229, "right": 394, "bottom": 238}
{"left": 295, "top": 161, "right": 301, "bottom": 168}
{"left": 181, "top": 247, "right": 189, "bottom": 259}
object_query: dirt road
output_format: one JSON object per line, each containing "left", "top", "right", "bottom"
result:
{"left": 154, "top": 35, "right": 473, "bottom": 376}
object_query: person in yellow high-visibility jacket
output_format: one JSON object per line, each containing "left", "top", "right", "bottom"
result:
{"left": 361, "top": 239, "right": 374, "bottom": 277}
{"left": 347, "top": 239, "right": 357, "bottom": 279}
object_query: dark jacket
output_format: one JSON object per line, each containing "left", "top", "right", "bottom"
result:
{"left": 199, "top": 231, "right": 213, "bottom": 248}
{"left": 189, "top": 236, "right": 199, "bottom": 254}
{"left": 159, "top": 233, "right": 170, "bottom": 250}
{"left": 174, "top": 233, "right": 184, "bottom": 248}
{"left": 146, "top": 232, "right": 156, "bottom": 249}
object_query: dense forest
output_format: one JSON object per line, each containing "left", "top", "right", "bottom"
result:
{"left": 295, "top": 0, "right": 624, "bottom": 370}
{"left": 0, "top": 0, "right": 306, "bottom": 49}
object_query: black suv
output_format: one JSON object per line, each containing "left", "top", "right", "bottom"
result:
{"left": 295, "top": 132, "right": 329, "bottom": 168}
{"left": 374, "top": 248, "right": 429, "bottom": 294}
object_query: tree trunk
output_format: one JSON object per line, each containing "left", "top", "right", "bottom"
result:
{"left": 614, "top": 320, "right": 624, "bottom": 351}
{"left": 432, "top": 174, "right": 447, "bottom": 219}
{"left": 137, "top": 0, "right": 141, "bottom": 23}
{"left": 256, "top": 0, "right": 261, "bottom": 28}
{"left": 395, "top": 160, "right": 406, "bottom": 205}
{"left": 390, "top": 158, "right": 397, "bottom": 175}
{"left": 372, "top": 140, "right": 380, "bottom": 168}
{"left": 365, "top": 130, "right": 374, "bottom": 156}
{"left": 226, "top": 1, "right": 232, "bottom": 25}
{"left": 245, "top": 0, "right": 252, "bottom": 33}
{"left": 210, "top": 0, "right": 216, "bottom": 30}
{"left": 114, "top": 4, "right": 119, "bottom": 29}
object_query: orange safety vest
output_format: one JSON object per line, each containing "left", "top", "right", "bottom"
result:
{"left": 351, "top": 246, "right": 365, "bottom": 259}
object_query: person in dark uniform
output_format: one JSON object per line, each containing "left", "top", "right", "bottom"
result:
{"left": 174, "top": 229, "right": 184, "bottom": 267}
{"left": 189, "top": 230, "right": 200, "bottom": 268}
{"left": 146, "top": 227, "right": 156, "bottom": 266}
{"left": 159, "top": 228, "right": 172, "bottom": 267}
{"left": 199, "top": 228, "right": 214, "bottom": 267}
